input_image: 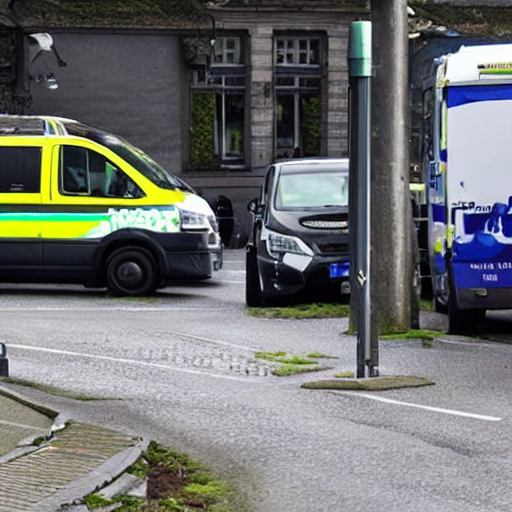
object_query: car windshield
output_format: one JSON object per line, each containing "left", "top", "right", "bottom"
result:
{"left": 275, "top": 164, "right": 349, "bottom": 210}
{"left": 63, "top": 121, "right": 188, "bottom": 191}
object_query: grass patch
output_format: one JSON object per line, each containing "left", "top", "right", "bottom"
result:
{"left": 246, "top": 302, "right": 350, "bottom": 319}
{"left": 0, "top": 376, "right": 119, "bottom": 401}
{"left": 380, "top": 329, "right": 445, "bottom": 343}
{"left": 255, "top": 352, "right": 316, "bottom": 365}
{"left": 420, "top": 299, "right": 434, "bottom": 311}
{"left": 273, "top": 365, "right": 333, "bottom": 377}
{"left": 307, "top": 352, "right": 339, "bottom": 359}
{"left": 87, "top": 441, "right": 237, "bottom": 511}
{"left": 334, "top": 371, "right": 355, "bottom": 379}
{"left": 255, "top": 351, "right": 336, "bottom": 376}
{"left": 85, "top": 494, "right": 111, "bottom": 509}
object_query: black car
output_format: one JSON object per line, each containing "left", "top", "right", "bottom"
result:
{"left": 246, "top": 158, "right": 350, "bottom": 306}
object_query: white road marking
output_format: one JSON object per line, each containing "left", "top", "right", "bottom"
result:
{"left": 337, "top": 391, "right": 503, "bottom": 421}
{"left": 8, "top": 344, "right": 258, "bottom": 383}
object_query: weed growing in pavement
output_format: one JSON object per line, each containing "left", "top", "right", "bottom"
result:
{"left": 273, "top": 364, "right": 333, "bottom": 377}
{"left": 334, "top": 371, "right": 355, "bottom": 379}
{"left": 86, "top": 441, "right": 237, "bottom": 512}
{"left": 254, "top": 351, "right": 335, "bottom": 376}
{"left": 380, "top": 329, "right": 445, "bottom": 344}
{"left": 420, "top": 299, "right": 435, "bottom": 311}
{"left": 307, "top": 352, "right": 339, "bottom": 359}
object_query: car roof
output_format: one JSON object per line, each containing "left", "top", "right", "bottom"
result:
{"left": 272, "top": 157, "right": 349, "bottom": 171}
{"left": 275, "top": 157, "right": 348, "bottom": 164}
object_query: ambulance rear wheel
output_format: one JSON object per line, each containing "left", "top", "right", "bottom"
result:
{"left": 106, "top": 248, "right": 157, "bottom": 296}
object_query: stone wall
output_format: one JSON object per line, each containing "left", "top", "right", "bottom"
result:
{"left": 29, "top": 32, "right": 186, "bottom": 174}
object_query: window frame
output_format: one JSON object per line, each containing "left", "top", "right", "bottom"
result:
{"left": 190, "top": 33, "right": 248, "bottom": 169}
{"left": 275, "top": 35, "right": 322, "bottom": 68}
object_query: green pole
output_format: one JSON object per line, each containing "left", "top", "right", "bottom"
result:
{"left": 348, "top": 21, "right": 377, "bottom": 378}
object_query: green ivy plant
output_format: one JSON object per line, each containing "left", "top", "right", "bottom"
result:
{"left": 190, "top": 90, "right": 216, "bottom": 169}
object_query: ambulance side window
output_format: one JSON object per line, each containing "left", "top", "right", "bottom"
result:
{"left": 60, "top": 146, "right": 144, "bottom": 198}
{"left": 0, "top": 146, "right": 41, "bottom": 193}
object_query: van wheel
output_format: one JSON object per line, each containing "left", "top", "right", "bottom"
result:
{"left": 106, "top": 248, "right": 156, "bottom": 296}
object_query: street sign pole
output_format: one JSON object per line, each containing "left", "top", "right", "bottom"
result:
{"left": 348, "top": 21, "right": 377, "bottom": 378}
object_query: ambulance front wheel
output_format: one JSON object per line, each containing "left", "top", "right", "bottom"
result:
{"left": 106, "top": 248, "right": 157, "bottom": 296}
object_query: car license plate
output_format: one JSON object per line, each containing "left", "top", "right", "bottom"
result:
{"left": 329, "top": 262, "right": 350, "bottom": 278}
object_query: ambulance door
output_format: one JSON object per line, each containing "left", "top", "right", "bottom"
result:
{"left": 42, "top": 143, "right": 145, "bottom": 277}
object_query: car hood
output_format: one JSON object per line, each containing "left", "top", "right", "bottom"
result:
{"left": 266, "top": 208, "right": 350, "bottom": 255}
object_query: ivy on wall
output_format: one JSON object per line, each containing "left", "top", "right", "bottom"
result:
{"left": 301, "top": 95, "right": 321, "bottom": 157}
{"left": 190, "top": 90, "right": 216, "bottom": 169}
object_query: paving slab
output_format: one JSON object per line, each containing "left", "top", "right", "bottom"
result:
{"left": 0, "top": 389, "right": 56, "bottom": 456}
{"left": 0, "top": 387, "right": 145, "bottom": 512}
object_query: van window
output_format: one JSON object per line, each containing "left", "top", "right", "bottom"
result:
{"left": 63, "top": 121, "right": 188, "bottom": 192}
{"left": 60, "top": 145, "right": 144, "bottom": 198}
{"left": 0, "top": 146, "right": 41, "bottom": 193}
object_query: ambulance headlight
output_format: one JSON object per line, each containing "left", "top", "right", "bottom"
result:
{"left": 181, "top": 210, "right": 209, "bottom": 230}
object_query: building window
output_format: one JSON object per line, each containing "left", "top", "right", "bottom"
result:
{"left": 214, "top": 37, "right": 242, "bottom": 65}
{"left": 274, "top": 35, "right": 324, "bottom": 160}
{"left": 276, "top": 37, "right": 319, "bottom": 66}
{"left": 190, "top": 35, "right": 246, "bottom": 170}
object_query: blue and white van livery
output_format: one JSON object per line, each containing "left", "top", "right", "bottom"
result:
{"left": 421, "top": 44, "right": 512, "bottom": 333}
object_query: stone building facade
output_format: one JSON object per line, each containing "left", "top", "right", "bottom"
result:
{"left": 2, "top": 0, "right": 512, "bottom": 246}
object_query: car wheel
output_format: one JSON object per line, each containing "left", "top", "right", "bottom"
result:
{"left": 246, "top": 248, "right": 264, "bottom": 307}
{"left": 106, "top": 248, "right": 157, "bottom": 297}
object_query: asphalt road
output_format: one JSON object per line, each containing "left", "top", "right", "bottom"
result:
{"left": 1, "top": 249, "right": 512, "bottom": 512}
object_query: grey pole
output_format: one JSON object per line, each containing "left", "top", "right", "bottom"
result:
{"left": 370, "top": 0, "right": 412, "bottom": 341}
{"left": 348, "top": 21, "right": 375, "bottom": 378}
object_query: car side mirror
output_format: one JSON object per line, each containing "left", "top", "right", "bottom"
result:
{"left": 247, "top": 199, "right": 259, "bottom": 213}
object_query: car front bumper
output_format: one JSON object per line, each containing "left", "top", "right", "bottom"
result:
{"left": 258, "top": 251, "right": 350, "bottom": 299}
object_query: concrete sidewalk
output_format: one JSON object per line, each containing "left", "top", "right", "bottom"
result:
{"left": 0, "top": 386, "right": 145, "bottom": 512}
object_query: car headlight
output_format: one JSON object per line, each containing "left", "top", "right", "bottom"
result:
{"left": 264, "top": 228, "right": 314, "bottom": 258}
{"left": 180, "top": 209, "right": 209, "bottom": 230}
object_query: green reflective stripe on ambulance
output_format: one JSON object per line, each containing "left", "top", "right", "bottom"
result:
{"left": 0, "top": 207, "right": 181, "bottom": 239}
{"left": 0, "top": 213, "right": 109, "bottom": 222}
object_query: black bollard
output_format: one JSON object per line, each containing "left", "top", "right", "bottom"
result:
{"left": 0, "top": 343, "right": 9, "bottom": 377}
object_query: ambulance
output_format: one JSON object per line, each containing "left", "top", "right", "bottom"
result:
{"left": 420, "top": 44, "right": 512, "bottom": 333}
{"left": 0, "top": 115, "right": 222, "bottom": 295}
